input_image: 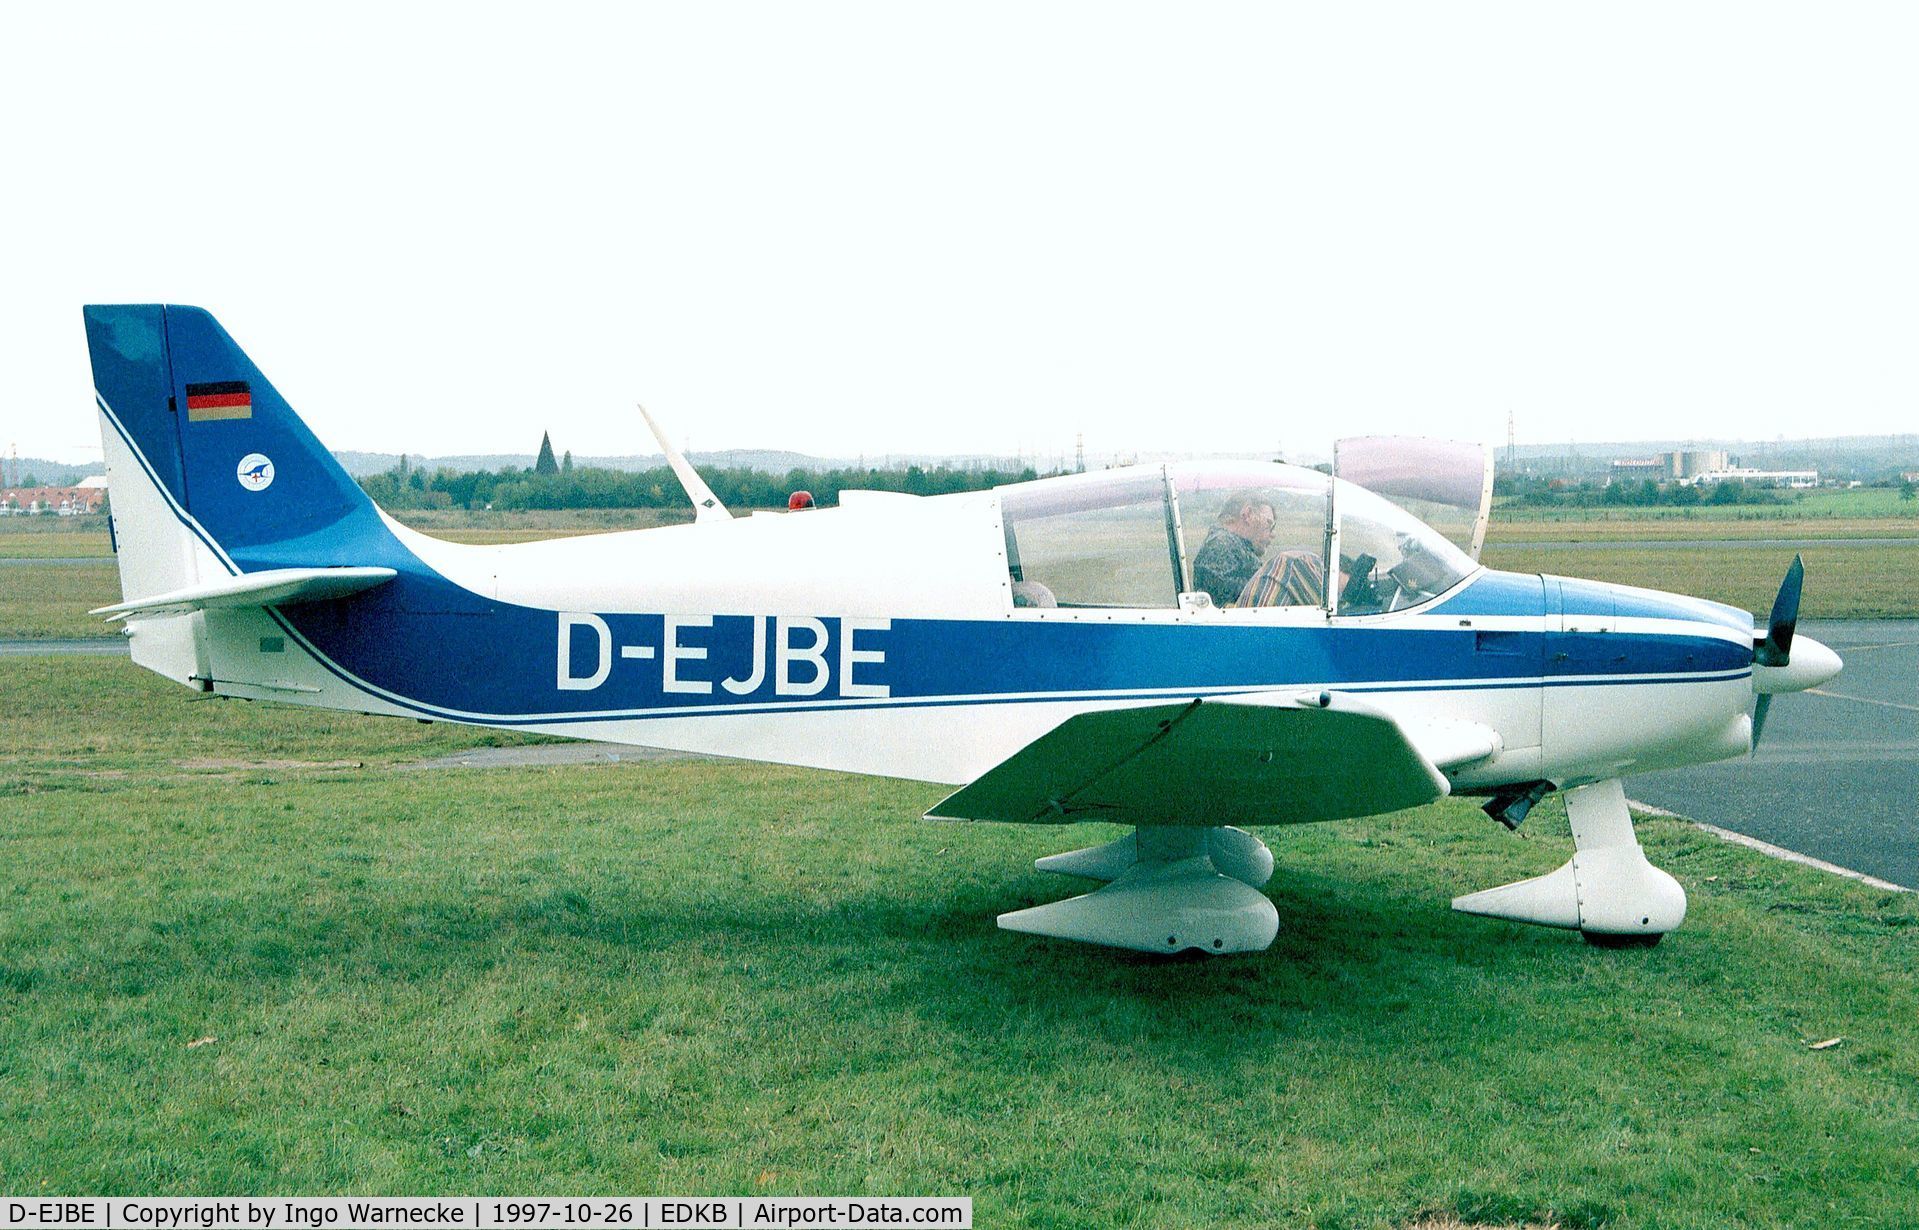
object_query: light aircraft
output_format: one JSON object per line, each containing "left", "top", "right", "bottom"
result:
{"left": 83, "top": 305, "right": 1843, "bottom": 955}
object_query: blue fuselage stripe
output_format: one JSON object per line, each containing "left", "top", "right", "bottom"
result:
{"left": 264, "top": 589, "right": 1752, "bottom": 726}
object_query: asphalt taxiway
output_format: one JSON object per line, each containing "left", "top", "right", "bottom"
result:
{"left": 0, "top": 637, "right": 128, "bottom": 655}
{"left": 1631, "top": 620, "right": 1918, "bottom": 889}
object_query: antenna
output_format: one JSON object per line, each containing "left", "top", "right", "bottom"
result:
{"left": 637, "top": 404, "right": 731, "bottom": 524}
{"left": 1506, "top": 409, "right": 1516, "bottom": 476}
{"left": 1075, "top": 432, "right": 1085, "bottom": 474}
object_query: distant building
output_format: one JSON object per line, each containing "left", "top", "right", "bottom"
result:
{"left": 1608, "top": 449, "right": 1730, "bottom": 483}
{"left": 1682, "top": 467, "right": 1819, "bottom": 489}
{"left": 0, "top": 483, "right": 107, "bottom": 515}
{"left": 1609, "top": 457, "right": 1668, "bottom": 482}
{"left": 1516, "top": 453, "right": 1608, "bottom": 479}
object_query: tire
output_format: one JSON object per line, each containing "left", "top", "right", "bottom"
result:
{"left": 1581, "top": 930, "right": 1663, "bottom": 949}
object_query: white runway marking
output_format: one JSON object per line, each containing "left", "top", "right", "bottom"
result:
{"left": 1806, "top": 687, "right": 1919, "bottom": 714}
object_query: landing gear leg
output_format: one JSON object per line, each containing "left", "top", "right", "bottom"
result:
{"left": 1000, "top": 826, "right": 1279, "bottom": 954}
{"left": 1451, "top": 779, "right": 1686, "bottom": 945}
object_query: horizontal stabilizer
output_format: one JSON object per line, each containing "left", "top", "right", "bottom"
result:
{"left": 92, "top": 566, "right": 397, "bottom": 622}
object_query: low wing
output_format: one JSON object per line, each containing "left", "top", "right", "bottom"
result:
{"left": 91, "top": 566, "right": 397, "bottom": 622}
{"left": 926, "top": 691, "right": 1456, "bottom": 827}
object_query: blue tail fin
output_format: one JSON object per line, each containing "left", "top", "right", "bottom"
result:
{"left": 84, "top": 304, "right": 398, "bottom": 573}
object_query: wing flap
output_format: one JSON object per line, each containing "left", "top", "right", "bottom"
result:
{"left": 91, "top": 566, "right": 397, "bottom": 622}
{"left": 927, "top": 692, "right": 1450, "bottom": 827}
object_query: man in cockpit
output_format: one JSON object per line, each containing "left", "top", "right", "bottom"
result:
{"left": 1193, "top": 493, "right": 1276, "bottom": 608}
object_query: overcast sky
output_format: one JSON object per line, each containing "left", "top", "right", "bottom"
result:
{"left": 7, "top": 3, "right": 1917, "bottom": 467}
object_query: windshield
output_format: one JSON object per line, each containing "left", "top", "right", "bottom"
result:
{"left": 993, "top": 459, "right": 1473, "bottom": 615}
{"left": 1331, "top": 477, "right": 1477, "bottom": 615}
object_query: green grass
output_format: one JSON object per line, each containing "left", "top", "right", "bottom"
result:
{"left": 1493, "top": 487, "right": 1919, "bottom": 523}
{"left": 0, "top": 526, "right": 113, "bottom": 557}
{"left": 3, "top": 659, "right": 1918, "bottom": 1225}
{"left": 0, "top": 562, "right": 122, "bottom": 637}
{"left": 1488, "top": 515, "right": 1919, "bottom": 542}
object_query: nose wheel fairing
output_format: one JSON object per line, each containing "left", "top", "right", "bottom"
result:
{"left": 1452, "top": 778, "right": 1686, "bottom": 942}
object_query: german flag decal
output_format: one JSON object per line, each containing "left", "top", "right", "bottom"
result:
{"left": 185, "top": 381, "right": 252, "bottom": 421}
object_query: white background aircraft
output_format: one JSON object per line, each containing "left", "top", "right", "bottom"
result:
{"left": 87, "top": 304, "right": 1841, "bottom": 955}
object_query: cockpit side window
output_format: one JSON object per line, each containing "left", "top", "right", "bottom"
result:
{"left": 1001, "top": 470, "right": 1179, "bottom": 609}
{"left": 1172, "top": 465, "right": 1331, "bottom": 610}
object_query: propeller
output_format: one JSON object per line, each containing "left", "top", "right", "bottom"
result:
{"left": 1754, "top": 554, "right": 1803, "bottom": 668}
{"left": 1748, "top": 555, "right": 1844, "bottom": 747}
{"left": 1750, "top": 555, "right": 1801, "bottom": 745}
{"left": 1752, "top": 691, "right": 1776, "bottom": 749}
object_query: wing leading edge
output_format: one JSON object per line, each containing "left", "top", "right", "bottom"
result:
{"left": 927, "top": 692, "right": 1457, "bottom": 827}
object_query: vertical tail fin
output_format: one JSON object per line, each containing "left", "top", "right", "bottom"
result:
{"left": 85, "top": 304, "right": 398, "bottom": 583}
{"left": 86, "top": 304, "right": 403, "bottom": 686}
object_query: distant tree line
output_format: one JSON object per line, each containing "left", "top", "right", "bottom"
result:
{"left": 357, "top": 454, "right": 1046, "bottom": 511}
{"left": 1495, "top": 475, "right": 1789, "bottom": 509}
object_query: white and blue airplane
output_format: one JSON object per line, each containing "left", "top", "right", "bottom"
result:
{"left": 84, "top": 304, "right": 1842, "bottom": 956}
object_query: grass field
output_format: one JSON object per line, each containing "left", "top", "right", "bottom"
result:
{"left": 1487, "top": 516, "right": 1918, "bottom": 542}
{"left": 0, "top": 526, "right": 112, "bottom": 557}
{"left": 3, "top": 659, "right": 1918, "bottom": 1225}
{"left": 1493, "top": 487, "right": 1919, "bottom": 523}
{"left": 0, "top": 562, "right": 122, "bottom": 637}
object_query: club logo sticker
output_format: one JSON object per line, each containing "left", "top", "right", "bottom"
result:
{"left": 236, "top": 453, "right": 275, "bottom": 492}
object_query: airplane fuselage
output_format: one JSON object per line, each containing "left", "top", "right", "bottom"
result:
{"left": 137, "top": 472, "right": 1759, "bottom": 801}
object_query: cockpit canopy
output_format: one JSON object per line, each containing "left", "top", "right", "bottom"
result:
{"left": 999, "top": 451, "right": 1483, "bottom": 616}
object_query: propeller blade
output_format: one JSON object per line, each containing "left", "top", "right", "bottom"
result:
{"left": 1754, "top": 554, "right": 1804, "bottom": 668}
{"left": 1751, "top": 694, "right": 1772, "bottom": 750}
